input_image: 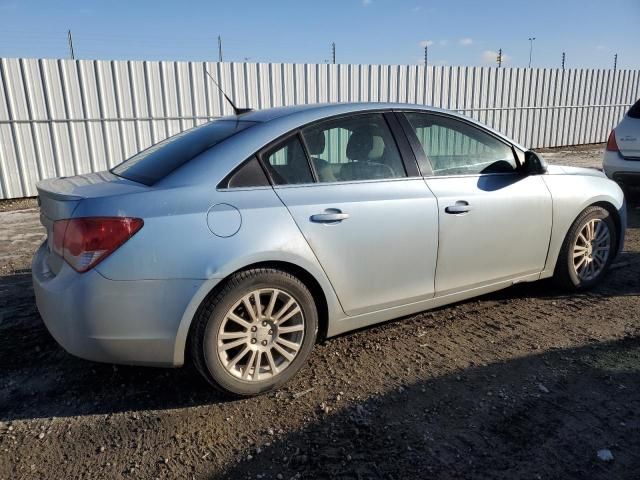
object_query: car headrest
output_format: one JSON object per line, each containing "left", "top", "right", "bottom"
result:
{"left": 305, "top": 130, "right": 325, "bottom": 155}
{"left": 369, "top": 136, "right": 385, "bottom": 159}
{"left": 346, "top": 129, "right": 373, "bottom": 161}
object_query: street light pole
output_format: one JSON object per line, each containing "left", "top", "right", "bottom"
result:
{"left": 528, "top": 37, "right": 536, "bottom": 68}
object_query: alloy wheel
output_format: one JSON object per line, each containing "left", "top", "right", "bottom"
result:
{"left": 572, "top": 218, "right": 611, "bottom": 282}
{"left": 217, "top": 288, "right": 305, "bottom": 381}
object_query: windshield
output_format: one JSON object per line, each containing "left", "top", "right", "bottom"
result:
{"left": 111, "top": 120, "right": 255, "bottom": 185}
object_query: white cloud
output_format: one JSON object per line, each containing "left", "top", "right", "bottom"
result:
{"left": 596, "top": 45, "right": 607, "bottom": 51}
{"left": 362, "top": 0, "right": 372, "bottom": 5}
{"left": 412, "top": 5, "right": 422, "bottom": 11}
{"left": 439, "top": 39, "right": 448, "bottom": 46}
{"left": 481, "top": 50, "right": 511, "bottom": 65}
{"left": 459, "top": 38, "right": 473, "bottom": 46}
{"left": 419, "top": 40, "right": 434, "bottom": 48}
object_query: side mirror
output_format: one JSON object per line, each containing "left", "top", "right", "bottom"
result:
{"left": 523, "top": 150, "right": 547, "bottom": 175}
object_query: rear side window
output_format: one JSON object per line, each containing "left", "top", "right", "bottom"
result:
{"left": 263, "top": 135, "right": 314, "bottom": 185}
{"left": 628, "top": 98, "right": 640, "bottom": 119}
{"left": 301, "top": 113, "right": 406, "bottom": 182}
{"left": 112, "top": 120, "right": 254, "bottom": 185}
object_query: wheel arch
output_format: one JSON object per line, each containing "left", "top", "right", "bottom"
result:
{"left": 545, "top": 198, "right": 625, "bottom": 277}
{"left": 592, "top": 200, "right": 623, "bottom": 254}
{"left": 172, "top": 259, "right": 333, "bottom": 366}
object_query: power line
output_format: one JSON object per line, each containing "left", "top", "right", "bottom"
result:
{"left": 497, "top": 48, "right": 502, "bottom": 68}
{"left": 561, "top": 52, "right": 565, "bottom": 70}
{"left": 218, "top": 35, "right": 223, "bottom": 62}
{"left": 613, "top": 53, "right": 617, "bottom": 71}
{"left": 331, "top": 42, "right": 335, "bottom": 64}
{"left": 424, "top": 44, "right": 428, "bottom": 66}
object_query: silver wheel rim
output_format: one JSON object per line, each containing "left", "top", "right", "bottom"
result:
{"left": 217, "top": 288, "right": 305, "bottom": 381}
{"left": 572, "top": 218, "right": 611, "bottom": 282}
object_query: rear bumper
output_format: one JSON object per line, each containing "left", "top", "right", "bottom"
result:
{"left": 603, "top": 151, "right": 640, "bottom": 185}
{"left": 32, "top": 242, "right": 205, "bottom": 367}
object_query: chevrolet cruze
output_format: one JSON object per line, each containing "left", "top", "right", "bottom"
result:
{"left": 32, "top": 103, "right": 626, "bottom": 396}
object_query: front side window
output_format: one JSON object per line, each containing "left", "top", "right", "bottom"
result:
{"left": 301, "top": 113, "right": 406, "bottom": 182}
{"left": 264, "top": 135, "right": 314, "bottom": 185}
{"left": 404, "top": 113, "right": 517, "bottom": 176}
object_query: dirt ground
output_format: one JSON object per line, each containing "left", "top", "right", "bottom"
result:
{"left": 1, "top": 143, "right": 640, "bottom": 479}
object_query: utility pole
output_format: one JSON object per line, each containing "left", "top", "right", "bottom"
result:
{"left": 497, "top": 48, "right": 502, "bottom": 68}
{"left": 67, "top": 30, "right": 75, "bottom": 60}
{"left": 613, "top": 53, "right": 618, "bottom": 71}
{"left": 331, "top": 42, "right": 336, "bottom": 64}
{"left": 424, "top": 44, "right": 428, "bottom": 66}
{"left": 218, "top": 35, "right": 223, "bottom": 62}
{"left": 561, "top": 52, "right": 565, "bottom": 70}
{"left": 528, "top": 37, "right": 536, "bottom": 68}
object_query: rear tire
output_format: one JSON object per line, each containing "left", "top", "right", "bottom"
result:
{"left": 190, "top": 268, "right": 318, "bottom": 396}
{"left": 553, "top": 206, "right": 617, "bottom": 291}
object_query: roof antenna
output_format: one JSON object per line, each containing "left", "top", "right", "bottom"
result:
{"left": 205, "top": 69, "right": 252, "bottom": 116}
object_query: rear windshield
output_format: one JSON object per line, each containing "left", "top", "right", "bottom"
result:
{"left": 111, "top": 120, "right": 255, "bottom": 185}
{"left": 628, "top": 98, "right": 640, "bottom": 119}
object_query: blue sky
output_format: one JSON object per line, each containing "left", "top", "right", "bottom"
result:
{"left": 0, "top": 0, "right": 638, "bottom": 68}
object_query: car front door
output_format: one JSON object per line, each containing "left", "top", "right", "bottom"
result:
{"left": 261, "top": 112, "right": 439, "bottom": 316}
{"left": 400, "top": 111, "right": 553, "bottom": 296}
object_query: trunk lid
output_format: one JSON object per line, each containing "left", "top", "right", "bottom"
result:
{"left": 37, "top": 171, "right": 148, "bottom": 219}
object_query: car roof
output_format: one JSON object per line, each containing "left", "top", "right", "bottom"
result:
{"left": 225, "top": 102, "right": 450, "bottom": 123}
{"left": 219, "top": 102, "right": 524, "bottom": 150}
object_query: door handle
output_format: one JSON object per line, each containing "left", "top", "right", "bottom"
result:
{"left": 310, "top": 209, "right": 350, "bottom": 223}
{"left": 445, "top": 201, "right": 471, "bottom": 214}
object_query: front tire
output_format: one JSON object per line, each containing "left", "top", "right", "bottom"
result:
{"left": 190, "top": 268, "right": 318, "bottom": 396}
{"left": 553, "top": 206, "right": 617, "bottom": 290}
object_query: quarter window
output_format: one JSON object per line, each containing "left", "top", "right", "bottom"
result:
{"left": 264, "top": 135, "right": 314, "bottom": 185}
{"left": 224, "top": 156, "right": 270, "bottom": 188}
{"left": 404, "top": 113, "right": 517, "bottom": 175}
{"left": 301, "top": 113, "right": 406, "bottom": 182}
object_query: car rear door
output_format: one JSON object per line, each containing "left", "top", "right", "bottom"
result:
{"left": 261, "top": 112, "right": 439, "bottom": 317}
{"left": 399, "top": 111, "right": 552, "bottom": 296}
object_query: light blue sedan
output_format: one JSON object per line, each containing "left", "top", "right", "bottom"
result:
{"left": 32, "top": 103, "right": 626, "bottom": 395}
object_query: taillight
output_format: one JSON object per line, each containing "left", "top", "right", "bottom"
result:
{"left": 606, "top": 130, "right": 619, "bottom": 152}
{"left": 51, "top": 217, "right": 143, "bottom": 273}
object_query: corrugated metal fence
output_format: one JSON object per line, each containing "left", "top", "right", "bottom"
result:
{"left": 0, "top": 57, "right": 638, "bottom": 199}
